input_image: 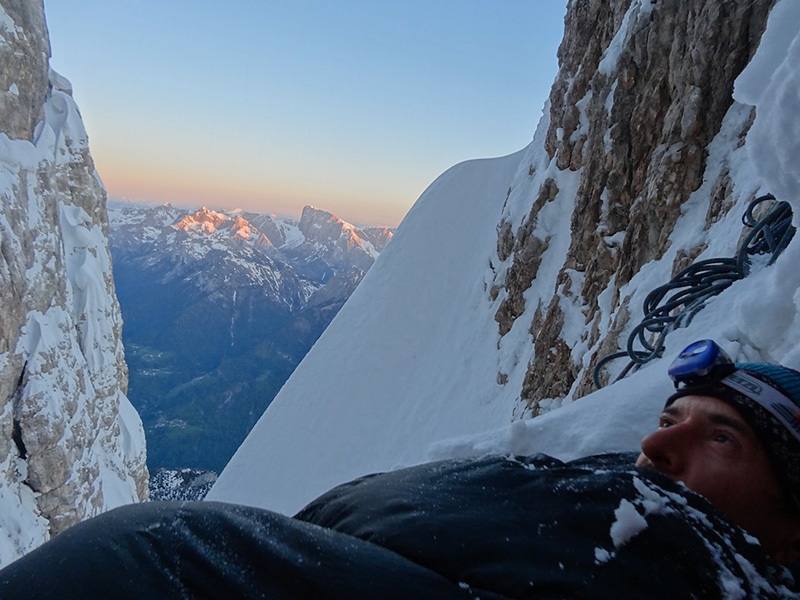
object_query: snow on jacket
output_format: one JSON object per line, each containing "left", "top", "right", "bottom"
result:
{"left": 296, "top": 452, "right": 798, "bottom": 598}
{"left": 0, "top": 452, "right": 796, "bottom": 598}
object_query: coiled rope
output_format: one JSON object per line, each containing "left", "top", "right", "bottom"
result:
{"left": 592, "top": 194, "right": 795, "bottom": 389}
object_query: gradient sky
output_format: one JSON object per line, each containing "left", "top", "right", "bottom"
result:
{"left": 43, "top": 1, "right": 567, "bottom": 226}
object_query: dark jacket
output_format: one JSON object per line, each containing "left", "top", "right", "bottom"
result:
{"left": 0, "top": 452, "right": 796, "bottom": 598}
{"left": 296, "top": 452, "right": 799, "bottom": 598}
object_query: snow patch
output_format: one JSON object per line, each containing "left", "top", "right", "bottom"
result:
{"left": 609, "top": 498, "right": 648, "bottom": 547}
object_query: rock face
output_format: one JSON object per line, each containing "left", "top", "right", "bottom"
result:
{"left": 291, "top": 205, "right": 383, "bottom": 275}
{"left": 491, "top": 0, "right": 775, "bottom": 412}
{"left": 0, "top": 0, "right": 147, "bottom": 566}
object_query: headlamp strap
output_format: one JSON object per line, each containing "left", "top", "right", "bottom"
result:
{"left": 721, "top": 370, "right": 800, "bottom": 442}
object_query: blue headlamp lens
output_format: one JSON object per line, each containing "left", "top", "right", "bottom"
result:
{"left": 668, "top": 339, "right": 735, "bottom": 388}
{"left": 668, "top": 341, "right": 800, "bottom": 444}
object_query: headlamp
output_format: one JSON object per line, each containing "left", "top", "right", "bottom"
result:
{"left": 668, "top": 340, "right": 800, "bottom": 443}
{"left": 667, "top": 339, "right": 736, "bottom": 387}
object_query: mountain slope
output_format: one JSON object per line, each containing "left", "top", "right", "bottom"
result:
{"left": 209, "top": 0, "right": 800, "bottom": 515}
{"left": 108, "top": 204, "right": 392, "bottom": 473}
{"left": 210, "top": 151, "right": 527, "bottom": 511}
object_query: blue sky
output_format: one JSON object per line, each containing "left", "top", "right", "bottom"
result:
{"left": 44, "top": 1, "right": 567, "bottom": 226}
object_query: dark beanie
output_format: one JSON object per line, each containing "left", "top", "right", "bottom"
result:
{"left": 665, "top": 362, "right": 800, "bottom": 512}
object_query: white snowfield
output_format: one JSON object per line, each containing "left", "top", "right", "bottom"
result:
{"left": 209, "top": 0, "right": 800, "bottom": 516}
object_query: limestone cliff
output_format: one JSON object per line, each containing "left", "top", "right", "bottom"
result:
{"left": 491, "top": 0, "right": 776, "bottom": 412}
{"left": 0, "top": 0, "right": 148, "bottom": 565}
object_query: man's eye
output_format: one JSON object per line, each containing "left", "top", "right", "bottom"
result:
{"left": 658, "top": 418, "right": 673, "bottom": 428}
{"left": 713, "top": 432, "right": 733, "bottom": 444}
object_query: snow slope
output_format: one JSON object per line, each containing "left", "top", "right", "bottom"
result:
{"left": 211, "top": 150, "right": 527, "bottom": 512}
{"left": 210, "top": 0, "right": 800, "bottom": 516}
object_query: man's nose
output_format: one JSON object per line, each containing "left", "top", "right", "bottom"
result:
{"left": 639, "top": 422, "right": 693, "bottom": 475}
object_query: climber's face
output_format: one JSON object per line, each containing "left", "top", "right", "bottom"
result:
{"left": 636, "top": 394, "right": 800, "bottom": 562}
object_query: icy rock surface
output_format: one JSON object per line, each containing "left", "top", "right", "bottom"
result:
{"left": 0, "top": 0, "right": 147, "bottom": 566}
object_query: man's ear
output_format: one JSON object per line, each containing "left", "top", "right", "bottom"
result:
{"left": 771, "top": 522, "right": 800, "bottom": 565}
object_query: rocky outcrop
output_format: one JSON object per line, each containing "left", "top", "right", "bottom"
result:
{"left": 0, "top": 0, "right": 48, "bottom": 142}
{"left": 293, "top": 205, "right": 382, "bottom": 274}
{"left": 149, "top": 467, "right": 217, "bottom": 502}
{"left": 491, "top": 0, "right": 776, "bottom": 411}
{"left": 0, "top": 0, "right": 147, "bottom": 566}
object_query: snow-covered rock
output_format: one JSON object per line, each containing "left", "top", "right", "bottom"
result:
{"left": 148, "top": 468, "right": 217, "bottom": 502}
{"left": 0, "top": 0, "right": 147, "bottom": 567}
{"left": 108, "top": 203, "right": 392, "bottom": 307}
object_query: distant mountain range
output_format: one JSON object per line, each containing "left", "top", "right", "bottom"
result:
{"left": 108, "top": 202, "right": 393, "bottom": 475}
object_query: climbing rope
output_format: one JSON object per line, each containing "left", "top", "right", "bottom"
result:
{"left": 592, "top": 194, "right": 795, "bottom": 389}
